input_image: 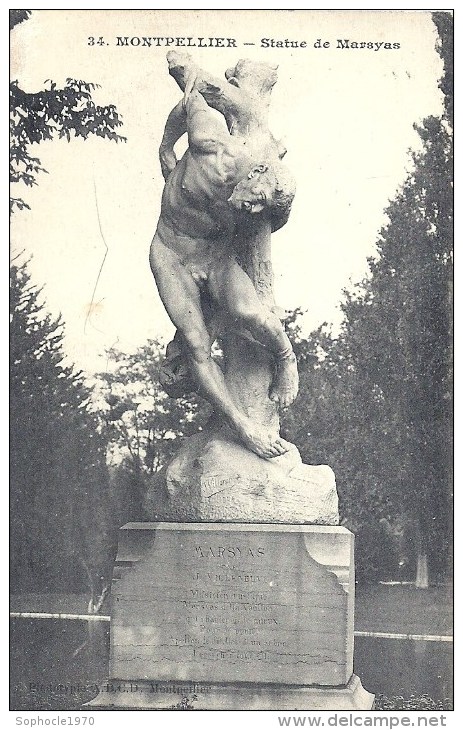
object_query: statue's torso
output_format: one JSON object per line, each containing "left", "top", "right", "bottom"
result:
{"left": 157, "top": 146, "right": 245, "bottom": 255}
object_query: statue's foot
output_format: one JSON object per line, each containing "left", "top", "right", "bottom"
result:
{"left": 235, "top": 419, "right": 291, "bottom": 460}
{"left": 270, "top": 353, "right": 299, "bottom": 408}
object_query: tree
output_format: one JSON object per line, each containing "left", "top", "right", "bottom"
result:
{"left": 281, "top": 313, "right": 403, "bottom": 584}
{"left": 296, "top": 13, "right": 452, "bottom": 586}
{"left": 10, "top": 10, "right": 128, "bottom": 595}
{"left": 10, "top": 257, "right": 116, "bottom": 596}
{"left": 282, "top": 13, "right": 453, "bottom": 586}
{"left": 95, "top": 341, "right": 207, "bottom": 518}
{"left": 10, "top": 9, "right": 126, "bottom": 212}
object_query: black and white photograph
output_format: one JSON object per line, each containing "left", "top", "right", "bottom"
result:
{"left": 9, "top": 7, "right": 453, "bottom": 718}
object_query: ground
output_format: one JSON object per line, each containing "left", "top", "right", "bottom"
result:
{"left": 355, "top": 583, "right": 452, "bottom": 636}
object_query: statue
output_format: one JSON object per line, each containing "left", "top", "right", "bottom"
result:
{"left": 150, "top": 53, "right": 298, "bottom": 460}
{"left": 89, "top": 52, "right": 370, "bottom": 715}
{"left": 146, "top": 52, "right": 339, "bottom": 524}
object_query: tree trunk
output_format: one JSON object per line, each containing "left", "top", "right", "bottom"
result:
{"left": 415, "top": 525, "right": 429, "bottom": 588}
{"left": 415, "top": 551, "right": 429, "bottom": 589}
{"left": 223, "top": 217, "right": 280, "bottom": 432}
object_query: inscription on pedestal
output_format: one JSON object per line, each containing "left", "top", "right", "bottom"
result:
{"left": 111, "top": 524, "right": 353, "bottom": 686}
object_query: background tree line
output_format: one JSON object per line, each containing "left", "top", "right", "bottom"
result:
{"left": 10, "top": 11, "right": 452, "bottom": 599}
{"left": 283, "top": 11, "right": 452, "bottom": 586}
{"left": 10, "top": 8, "right": 126, "bottom": 603}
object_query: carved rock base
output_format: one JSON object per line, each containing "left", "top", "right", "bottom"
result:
{"left": 89, "top": 522, "right": 374, "bottom": 709}
{"left": 145, "top": 432, "right": 339, "bottom": 524}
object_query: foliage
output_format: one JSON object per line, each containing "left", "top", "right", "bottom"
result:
{"left": 333, "top": 65, "right": 452, "bottom": 578}
{"left": 282, "top": 317, "right": 407, "bottom": 581}
{"left": 95, "top": 341, "right": 208, "bottom": 518}
{"left": 285, "top": 122, "right": 452, "bottom": 578}
{"left": 282, "top": 14, "right": 452, "bottom": 583}
{"left": 10, "top": 10, "right": 31, "bottom": 30}
{"left": 10, "top": 10, "right": 126, "bottom": 212}
{"left": 10, "top": 258, "right": 115, "bottom": 594}
{"left": 432, "top": 11, "right": 453, "bottom": 121}
{"left": 375, "top": 694, "right": 452, "bottom": 711}
{"left": 9, "top": 9, "right": 129, "bottom": 597}
{"left": 170, "top": 695, "right": 198, "bottom": 710}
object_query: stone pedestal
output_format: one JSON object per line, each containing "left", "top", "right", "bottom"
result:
{"left": 88, "top": 522, "right": 374, "bottom": 710}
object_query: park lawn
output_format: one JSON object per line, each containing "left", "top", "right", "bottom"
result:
{"left": 355, "top": 583, "right": 452, "bottom": 637}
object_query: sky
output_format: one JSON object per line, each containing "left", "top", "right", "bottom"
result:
{"left": 10, "top": 9, "right": 444, "bottom": 375}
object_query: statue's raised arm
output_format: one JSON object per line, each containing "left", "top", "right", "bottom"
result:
{"left": 166, "top": 51, "right": 275, "bottom": 134}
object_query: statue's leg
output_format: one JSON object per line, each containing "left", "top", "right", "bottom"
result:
{"left": 149, "top": 236, "right": 289, "bottom": 458}
{"left": 160, "top": 297, "right": 220, "bottom": 398}
{"left": 209, "top": 256, "right": 299, "bottom": 408}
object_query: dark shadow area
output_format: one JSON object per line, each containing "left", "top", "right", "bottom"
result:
{"left": 10, "top": 619, "right": 108, "bottom": 711}
{"left": 354, "top": 636, "right": 452, "bottom": 702}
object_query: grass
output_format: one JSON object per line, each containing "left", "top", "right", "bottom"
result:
{"left": 355, "top": 584, "right": 452, "bottom": 636}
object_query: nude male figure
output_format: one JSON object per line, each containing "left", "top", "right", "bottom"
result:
{"left": 149, "top": 75, "right": 298, "bottom": 459}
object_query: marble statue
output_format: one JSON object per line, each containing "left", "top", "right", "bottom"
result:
{"left": 147, "top": 52, "right": 339, "bottom": 524}
{"left": 89, "top": 52, "right": 371, "bottom": 715}
{"left": 150, "top": 52, "right": 298, "bottom": 460}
